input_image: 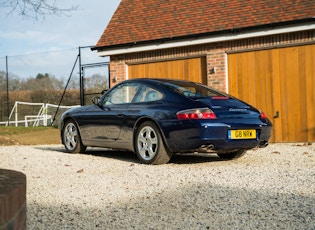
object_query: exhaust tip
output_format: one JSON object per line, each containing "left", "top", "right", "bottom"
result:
{"left": 199, "top": 144, "right": 215, "bottom": 152}
{"left": 258, "top": 141, "right": 269, "bottom": 148}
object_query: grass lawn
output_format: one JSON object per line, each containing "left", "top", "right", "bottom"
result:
{"left": 0, "top": 126, "right": 60, "bottom": 146}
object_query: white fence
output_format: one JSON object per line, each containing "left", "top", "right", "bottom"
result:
{"left": 0, "top": 101, "right": 79, "bottom": 127}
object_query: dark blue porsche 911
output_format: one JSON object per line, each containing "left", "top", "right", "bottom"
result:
{"left": 60, "top": 78, "right": 272, "bottom": 164}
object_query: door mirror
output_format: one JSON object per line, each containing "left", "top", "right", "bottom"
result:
{"left": 101, "top": 89, "right": 108, "bottom": 95}
{"left": 91, "top": 96, "right": 100, "bottom": 105}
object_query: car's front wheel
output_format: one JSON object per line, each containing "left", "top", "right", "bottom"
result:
{"left": 217, "top": 149, "right": 247, "bottom": 160}
{"left": 134, "top": 121, "right": 172, "bottom": 164}
{"left": 62, "top": 120, "right": 86, "bottom": 153}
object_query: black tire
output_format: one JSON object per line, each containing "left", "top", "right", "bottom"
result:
{"left": 62, "top": 120, "right": 86, "bottom": 153}
{"left": 134, "top": 121, "right": 172, "bottom": 164}
{"left": 217, "top": 150, "right": 247, "bottom": 160}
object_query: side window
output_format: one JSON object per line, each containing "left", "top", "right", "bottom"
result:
{"left": 137, "top": 87, "right": 163, "bottom": 102}
{"left": 102, "top": 83, "right": 139, "bottom": 105}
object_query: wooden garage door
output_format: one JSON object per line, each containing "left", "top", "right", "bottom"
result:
{"left": 128, "top": 57, "right": 207, "bottom": 84}
{"left": 228, "top": 44, "right": 315, "bottom": 142}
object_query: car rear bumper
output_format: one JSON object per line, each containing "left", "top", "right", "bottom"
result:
{"left": 162, "top": 120, "right": 272, "bottom": 153}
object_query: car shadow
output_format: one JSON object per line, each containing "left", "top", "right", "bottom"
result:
{"left": 86, "top": 148, "right": 223, "bottom": 165}
{"left": 34, "top": 146, "right": 139, "bottom": 163}
{"left": 35, "top": 145, "right": 65, "bottom": 153}
{"left": 35, "top": 146, "right": 225, "bottom": 165}
{"left": 80, "top": 148, "right": 225, "bottom": 165}
{"left": 170, "top": 153, "right": 223, "bottom": 164}
{"left": 86, "top": 148, "right": 139, "bottom": 163}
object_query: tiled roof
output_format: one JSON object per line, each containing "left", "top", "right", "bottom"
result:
{"left": 95, "top": 0, "right": 315, "bottom": 49}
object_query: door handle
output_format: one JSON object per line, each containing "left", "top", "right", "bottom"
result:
{"left": 273, "top": 111, "right": 280, "bottom": 118}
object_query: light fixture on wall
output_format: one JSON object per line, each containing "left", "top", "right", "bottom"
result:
{"left": 209, "top": 67, "right": 217, "bottom": 74}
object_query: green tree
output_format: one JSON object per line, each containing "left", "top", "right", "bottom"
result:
{"left": 36, "top": 73, "right": 49, "bottom": 79}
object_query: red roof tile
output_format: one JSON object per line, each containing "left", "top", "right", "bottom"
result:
{"left": 95, "top": 0, "right": 315, "bottom": 49}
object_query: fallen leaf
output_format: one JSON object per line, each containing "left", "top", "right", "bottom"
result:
{"left": 272, "top": 151, "right": 280, "bottom": 154}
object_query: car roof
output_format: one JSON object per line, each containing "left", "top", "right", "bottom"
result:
{"left": 124, "top": 78, "right": 197, "bottom": 85}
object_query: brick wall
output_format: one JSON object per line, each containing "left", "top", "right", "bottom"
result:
{"left": 109, "top": 30, "right": 315, "bottom": 92}
{"left": 0, "top": 169, "right": 26, "bottom": 230}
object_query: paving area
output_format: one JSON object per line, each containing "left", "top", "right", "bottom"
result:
{"left": 0, "top": 143, "right": 314, "bottom": 229}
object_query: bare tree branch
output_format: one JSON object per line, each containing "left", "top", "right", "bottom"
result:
{"left": 0, "top": 0, "right": 78, "bottom": 20}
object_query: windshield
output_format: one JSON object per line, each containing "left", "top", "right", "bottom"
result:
{"left": 159, "top": 80, "right": 225, "bottom": 98}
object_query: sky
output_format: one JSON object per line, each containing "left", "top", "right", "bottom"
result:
{"left": 0, "top": 0, "right": 121, "bottom": 79}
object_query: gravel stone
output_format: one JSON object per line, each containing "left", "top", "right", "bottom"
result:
{"left": 0, "top": 143, "right": 314, "bottom": 229}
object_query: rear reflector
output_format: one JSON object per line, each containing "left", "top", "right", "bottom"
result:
{"left": 176, "top": 108, "right": 217, "bottom": 120}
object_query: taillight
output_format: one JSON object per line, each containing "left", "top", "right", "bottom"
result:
{"left": 176, "top": 108, "right": 217, "bottom": 120}
{"left": 260, "top": 111, "right": 268, "bottom": 119}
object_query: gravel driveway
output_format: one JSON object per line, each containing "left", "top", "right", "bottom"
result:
{"left": 0, "top": 143, "right": 314, "bottom": 230}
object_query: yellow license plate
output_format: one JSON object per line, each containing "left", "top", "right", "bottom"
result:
{"left": 228, "top": 130, "right": 256, "bottom": 139}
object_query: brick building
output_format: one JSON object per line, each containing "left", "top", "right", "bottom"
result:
{"left": 93, "top": 0, "right": 315, "bottom": 142}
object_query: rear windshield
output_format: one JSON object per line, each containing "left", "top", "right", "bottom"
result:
{"left": 159, "top": 80, "right": 224, "bottom": 98}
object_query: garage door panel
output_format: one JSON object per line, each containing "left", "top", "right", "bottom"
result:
{"left": 284, "top": 47, "right": 297, "bottom": 141}
{"left": 228, "top": 44, "right": 315, "bottom": 142}
{"left": 278, "top": 48, "right": 290, "bottom": 142}
{"left": 297, "top": 47, "right": 308, "bottom": 141}
{"left": 305, "top": 45, "right": 315, "bottom": 141}
{"left": 240, "top": 53, "right": 249, "bottom": 101}
{"left": 128, "top": 57, "right": 207, "bottom": 84}
{"left": 271, "top": 49, "right": 283, "bottom": 142}
{"left": 228, "top": 55, "right": 238, "bottom": 95}
{"left": 247, "top": 52, "right": 257, "bottom": 105}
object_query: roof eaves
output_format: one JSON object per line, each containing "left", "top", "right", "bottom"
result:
{"left": 92, "top": 18, "right": 315, "bottom": 52}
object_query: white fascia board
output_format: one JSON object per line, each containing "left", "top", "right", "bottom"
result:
{"left": 97, "top": 22, "right": 315, "bottom": 57}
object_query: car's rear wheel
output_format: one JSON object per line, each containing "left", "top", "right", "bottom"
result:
{"left": 217, "top": 150, "right": 247, "bottom": 160}
{"left": 134, "top": 121, "right": 172, "bottom": 164}
{"left": 63, "top": 120, "right": 86, "bottom": 153}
